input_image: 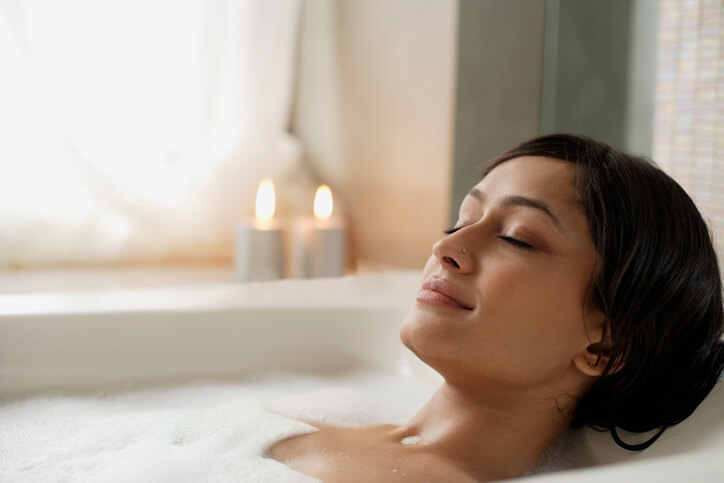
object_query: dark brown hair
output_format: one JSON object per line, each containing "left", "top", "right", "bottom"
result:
{"left": 483, "top": 134, "right": 724, "bottom": 451}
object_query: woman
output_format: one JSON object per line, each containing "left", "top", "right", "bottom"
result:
{"left": 270, "top": 134, "right": 724, "bottom": 482}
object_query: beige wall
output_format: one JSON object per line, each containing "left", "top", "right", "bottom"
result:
{"left": 290, "top": 0, "right": 458, "bottom": 269}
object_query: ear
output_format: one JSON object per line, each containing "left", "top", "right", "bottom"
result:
{"left": 573, "top": 316, "right": 625, "bottom": 377}
{"left": 573, "top": 341, "right": 616, "bottom": 377}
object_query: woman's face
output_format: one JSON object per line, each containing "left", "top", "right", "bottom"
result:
{"left": 400, "top": 156, "right": 602, "bottom": 390}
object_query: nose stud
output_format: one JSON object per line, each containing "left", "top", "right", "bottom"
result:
{"left": 461, "top": 248, "right": 468, "bottom": 254}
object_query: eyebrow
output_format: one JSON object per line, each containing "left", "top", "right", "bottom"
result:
{"left": 468, "top": 188, "right": 563, "bottom": 232}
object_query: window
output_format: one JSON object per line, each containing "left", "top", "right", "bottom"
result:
{"left": 653, "top": 0, "right": 724, "bottom": 261}
{"left": 0, "top": 0, "right": 300, "bottom": 266}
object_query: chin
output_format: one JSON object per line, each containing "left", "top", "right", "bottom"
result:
{"left": 399, "top": 312, "right": 416, "bottom": 352}
{"left": 399, "top": 307, "right": 454, "bottom": 367}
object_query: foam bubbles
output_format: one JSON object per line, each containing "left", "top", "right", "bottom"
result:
{"left": 0, "top": 372, "right": 438, "bottom": 482}
{"left": 401, "top": 435, "right": 423, "bottom": 445}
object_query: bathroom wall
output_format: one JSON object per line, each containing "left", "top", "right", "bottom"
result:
{"left": 291, "top": 0, "right": 458, "bottom": 269}
{"left": 540, "top": 0, "right": 659, "bottom": 158}
{"left": 625, "top": 0, "right": 659, "bottom": 158}
{"left": 450, "top": 0, "right": 547, "bottom": 224}
{"left": 291, "top": 0, "right": 659, "bottom": 269}
{"left": 451, "top": 0, "right": 659, "bottom": 224}
{"left": 542, "top": 0, "right": 633, "bottom": 148}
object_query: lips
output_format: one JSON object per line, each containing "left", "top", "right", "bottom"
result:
{"left": 417, "top": 278, "right": 474, "bottom": 310}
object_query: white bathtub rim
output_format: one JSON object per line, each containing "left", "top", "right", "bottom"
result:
{"left": 0, "top": 272, "right": 422, "bottom": 316}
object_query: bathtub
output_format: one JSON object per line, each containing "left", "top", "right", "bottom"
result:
{"left": 1, "top": 272, "right": 722, "bottom": 481}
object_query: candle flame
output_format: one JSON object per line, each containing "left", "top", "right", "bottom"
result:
{"left": 314, "top": 185, "right": 333, "bottom": 220}
{"left": 255, "top": 178, "right": 275, "bottom": 224}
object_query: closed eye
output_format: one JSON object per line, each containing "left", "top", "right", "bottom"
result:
{"left": 444, "top": 227, "right": 535, "bottom": 250}
{"left": 498, "top": 236, "right": 534, "bottom": 250}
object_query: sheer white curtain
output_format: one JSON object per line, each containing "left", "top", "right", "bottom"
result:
{"left": 653, "top": 0, "right": 724, "bottom": 261}
{"left": 0, "top": 0, "right": 301, "bottom": 266}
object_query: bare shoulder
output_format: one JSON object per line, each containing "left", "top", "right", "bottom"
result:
{"left": 268, "top": 421, "right": 478, "bottom": 483}
{"left": 268, "top": 420, "right": 375, "bottom": 465}
{"left": 267, "top": 419, "right": 339, "bottom": 460}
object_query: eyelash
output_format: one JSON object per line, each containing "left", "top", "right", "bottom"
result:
{"left": 443, "top": 226, "right": 535, "bottom": 250}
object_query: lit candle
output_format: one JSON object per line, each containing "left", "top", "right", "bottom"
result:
{"left": 292, "top": 185, "right": 347, "bottom": 278}
{"left": 234, "top": 178, "right": 285, "bottom": 281}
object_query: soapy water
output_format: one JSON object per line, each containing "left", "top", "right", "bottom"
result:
{"left": 0, "top": 372, "right": 574, "bottom": 482}
{"left": 400, "top": 435, "right": 423, "bottom": 445}
{"left": 0, "top": 372, "right": 439, "bottom": 483}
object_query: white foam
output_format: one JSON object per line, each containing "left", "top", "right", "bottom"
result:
{"left": 400, "top": 435, "right": 423, "bottom": 445}
{"left": 0, "top": 372, "right": 438, "bottom": 482}
{"left": 0, "top": 371, "right": 580, "bottom": 481}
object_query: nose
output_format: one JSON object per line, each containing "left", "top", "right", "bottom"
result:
{"left": 432, "top": 236, "right": 474, "bottom": 273}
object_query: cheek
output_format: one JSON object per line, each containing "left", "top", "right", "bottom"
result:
{"left": 469, "top": 262, "right": 590, "bottom": 374}
{"left": 477, "top": 259, "right": 587, "bottom": 328}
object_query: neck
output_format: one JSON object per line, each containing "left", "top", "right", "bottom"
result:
{"left": 393, "top": 380, "right": 576, "bottom": 481}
